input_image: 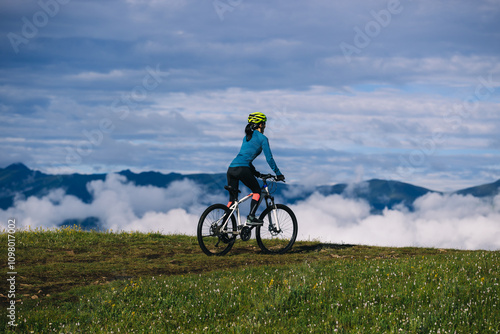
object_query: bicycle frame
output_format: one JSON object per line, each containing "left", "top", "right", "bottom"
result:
{"left": 221, "top": 179, "right": 281, "bottom": 234}
{"left": 226, "top": 192, "right": 253, "bottom": 230}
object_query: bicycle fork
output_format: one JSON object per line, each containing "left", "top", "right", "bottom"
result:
{"left": 263, "top": 186, "right": 282, "bottom": 233}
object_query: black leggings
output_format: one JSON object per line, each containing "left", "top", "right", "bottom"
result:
{"left": 226, "top": 166, "right": 261, "bottom": 203}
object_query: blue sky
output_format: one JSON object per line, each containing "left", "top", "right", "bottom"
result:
{"left": 1, "top": 0, "right": 500, "bottom": 191}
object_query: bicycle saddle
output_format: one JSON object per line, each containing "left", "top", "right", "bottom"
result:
{"left": 224, "top": 185, "right": 241, "bottom": 194}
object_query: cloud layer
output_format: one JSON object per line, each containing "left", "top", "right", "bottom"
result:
{"left": 1, "top": 176, "right": 498, "bottom": 250}
{"left": 292, "top": 192, "right": 500, "bottom": 250}
{"left": 1, "top": 0, "right": 500, "bottom": 190}
{"left": 0, "top": 174, "right": 224, "bottom": 234}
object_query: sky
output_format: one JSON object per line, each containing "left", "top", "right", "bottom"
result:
{"left": 1, "top": 0, "right": 500, "bottom": 192}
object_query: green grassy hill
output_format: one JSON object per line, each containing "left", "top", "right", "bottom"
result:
{"left": 1, "top": 228, "right": 499, "bottom": 333}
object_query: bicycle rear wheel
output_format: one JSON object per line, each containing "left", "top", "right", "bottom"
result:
{"left": 197, "top": 204, "right": 237, "bottom": 256}
{"left": 256, "top": 204, "right": 298, "bottom": 254}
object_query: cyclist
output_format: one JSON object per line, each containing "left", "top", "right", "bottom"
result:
{"left": 227, "top": 112, "right": 285, "bottom": 225}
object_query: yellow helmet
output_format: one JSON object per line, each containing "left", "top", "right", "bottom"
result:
{"left": 248, "top": 112, "right": 267, "bottom": 124}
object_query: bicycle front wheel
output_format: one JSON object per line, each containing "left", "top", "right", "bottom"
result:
{"left": 197, "top": 204, "right": 237, "bottom": 256}
{"left": 256, "top": 204, "right": 298, "bottom": 254}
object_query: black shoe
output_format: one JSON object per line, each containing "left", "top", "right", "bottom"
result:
{"left": 246, "top": 215, "right": 263, "bottom": 226}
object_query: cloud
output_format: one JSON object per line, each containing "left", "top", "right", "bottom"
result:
{"left": 0, "top": 174, "right": 224, "bottom": 233}
{"left": 70, "top": 70, "right": 128, "bottom": 81}
{"left": 291, "top": 192, "right": 500, "bottom": 250}
{"left": 1, "top": 176, "right": 499, "bottom": 250}
{"left": 1, "top": 83, "right": 499, "bottom": 190}
{"left": 1, "top": 0, "right": 500, "bottom": 190}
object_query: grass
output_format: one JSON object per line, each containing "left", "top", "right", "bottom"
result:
{"left": 1, "top": 226, "right": 499, "bottom": 333}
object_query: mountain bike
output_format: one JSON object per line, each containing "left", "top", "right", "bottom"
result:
{"left": 197, "top": 174, "right": 298, "bottom": 256}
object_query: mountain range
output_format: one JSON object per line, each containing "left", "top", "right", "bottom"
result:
{"left": 1, "top": 163, "right": 499, "bottom": 228}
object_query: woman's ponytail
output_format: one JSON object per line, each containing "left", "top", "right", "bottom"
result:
{"left": 245, "top": 123, "right": 254, "bottom": 141}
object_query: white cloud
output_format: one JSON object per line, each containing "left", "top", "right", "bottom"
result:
{"left": 291, "top": 192, "right": 500, "bottom": 250}
{"left": 0, "top": 174, "right": 222, "bottom": 233}
{"left": 121, "top": 209, "right": 198, "bottom": 235}
{"left": 1, "top": 176, "right": 498, "bottom": 250}
{"left": 70, "top": 70, "right": 128, "bottom": 81}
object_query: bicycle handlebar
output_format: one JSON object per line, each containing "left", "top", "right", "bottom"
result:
{"left": 259, "top": 173, "right": 285, "bottom": 183}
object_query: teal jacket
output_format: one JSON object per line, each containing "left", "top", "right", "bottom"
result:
{"left": 229, "top": 131, "right": 282, "bottom": 176}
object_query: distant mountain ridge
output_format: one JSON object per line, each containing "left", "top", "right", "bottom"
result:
{"left": 1, "top": 163, "right": 499, "bottom": 216}
{"left": 0, "top": 163, "right": 227, "bottom": 210}
{"left": 455, "top": 179, "right": 500, "bottom": 198}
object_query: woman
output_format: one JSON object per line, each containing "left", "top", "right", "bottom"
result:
{"left": 227, "top": 112, "right": 285, "bottom": 225}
